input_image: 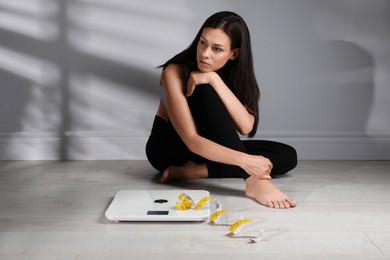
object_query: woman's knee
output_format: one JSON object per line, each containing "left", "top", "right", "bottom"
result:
{"left": 190, "top": 84, "right": 220, "bottom": 103}
{"left": 243, "top": 140, "right": 298, "bottom": 176}
{"left": 272, "top": 143, "right": 297, "bottom": 176}
{"left": 187, "top": 84, "right": 226, "bottom": 121}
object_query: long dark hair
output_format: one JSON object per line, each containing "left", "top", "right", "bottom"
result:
{"left": 160, "top": 11, "right": 260, "bottom": 137}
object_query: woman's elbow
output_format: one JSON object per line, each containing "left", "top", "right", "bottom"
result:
{"left": 237, "top": 113, "right": 255, "bottom": 136}
{"left": 183, "top": 134, "right": 202, "bottom": 154}
{"left": 238, "top": 127, "right": 252, "bottom": 136}
{"left": 238, "top": 122, "right": 254, "bottom": 136}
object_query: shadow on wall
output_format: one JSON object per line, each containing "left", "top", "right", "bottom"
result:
{"left": 62, "top": 0, "right": 193, "bottom": 159}
{"left": 0, "top": 0, "right": 184, "bottom": 159}
{"left": 0, "top": 0, "right": 62, "bottom": 159}
{"left": 304, "top": 40, "right": 374, "bottom": 134}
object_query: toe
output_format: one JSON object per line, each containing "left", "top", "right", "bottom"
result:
{"left": 286, "top": 198, "right": 297, "bottom": 207}
{"left": 282, "top": 200, "right": 290, "bottom": 209}
{"left": 277, "top": 201, "right": 285, "bottom": 209}
{"left": 159, "top": 171, "right": 169, "bottom": 184}
{"left": 272, "top": 201, "right": 279, "bottom": 208}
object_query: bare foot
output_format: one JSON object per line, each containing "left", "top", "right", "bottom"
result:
{"left": 160, "top": 161, "right": 208, "bottom": 183}
{"left": 245, "top": 176, "right": 297, "bottom": 209}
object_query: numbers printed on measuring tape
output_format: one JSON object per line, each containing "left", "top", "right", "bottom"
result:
{"left": 194, "top": 197, "right": 212, "bottom": 210}
{"left": 210, "top": 209, "right": 230, "bottom": 223}
{"left": 230, "top": 219, "right": 253, "bottom": 234}
{"left": 176, "top": 193, "right": 222, "bottom": 211}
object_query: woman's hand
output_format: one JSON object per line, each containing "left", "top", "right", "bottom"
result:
{"left": 240, "top": 154, "right": 273, "bottom": 180}
{"left": 186, "top": 71, "right": 219, "bottom": 97}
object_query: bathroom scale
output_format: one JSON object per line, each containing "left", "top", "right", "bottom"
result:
{"left": 105, "top": 190, "right": 211, "bottom": 222}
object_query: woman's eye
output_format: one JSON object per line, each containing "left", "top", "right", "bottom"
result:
{"left": 214, "top": 48, "right": 222, "bottom": 52}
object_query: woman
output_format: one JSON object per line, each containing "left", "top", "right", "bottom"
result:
{"left": 146, "top": 11, "right": 297, "bottom": 209}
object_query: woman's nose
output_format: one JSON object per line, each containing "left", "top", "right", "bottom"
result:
{"left": 201, "top": 47, "right": 211, "bottom": 58}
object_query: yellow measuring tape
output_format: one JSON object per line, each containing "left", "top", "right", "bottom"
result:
{"left": 176, "top": 193, "right": 222, "bottom": 211}
{"left": 176, "top": 193, "right": 263, "bottom": 243}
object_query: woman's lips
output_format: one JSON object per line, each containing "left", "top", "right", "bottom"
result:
{"left": 199, "top": 60, "right": 210, "bottom": 66}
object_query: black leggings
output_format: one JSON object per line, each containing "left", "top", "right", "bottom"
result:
{"left": 145, "top": 84, "right": 297, "bottom": 179}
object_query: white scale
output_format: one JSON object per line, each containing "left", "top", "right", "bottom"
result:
{"left": 105, "top": 190, "right": 211, "bottom": 222}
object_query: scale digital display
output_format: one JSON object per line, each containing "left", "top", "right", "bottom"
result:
{"left": 147, "top": 211, "right": 169, "bottom": 215}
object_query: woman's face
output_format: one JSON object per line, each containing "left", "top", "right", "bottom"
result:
{"left": 196, "top": 27, "right": 239, "bottom": 72}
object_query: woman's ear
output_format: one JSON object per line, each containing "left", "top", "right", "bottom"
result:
{"left": 230, "top": 48, "right": 240, "bottom": 60}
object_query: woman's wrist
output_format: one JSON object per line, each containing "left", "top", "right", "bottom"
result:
{"left": 209, "top": 72, "right": 222, "bottom": 91}
{"left": 235, "top": 152, "right": 249, "bottom": 172}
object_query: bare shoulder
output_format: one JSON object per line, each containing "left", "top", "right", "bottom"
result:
{"left": 161, "top": 63, "right": 186, "bottom": 83}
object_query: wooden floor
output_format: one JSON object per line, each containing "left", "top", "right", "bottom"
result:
{"left": 1, "top": 160, "right": 390, "bottom": 260}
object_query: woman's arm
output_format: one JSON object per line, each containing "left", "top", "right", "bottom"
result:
{"left": 187, "top": 71, "right": 255, "bottom": 136}
{"left": 162, "top": 64, "right": 271, "bottom": 180}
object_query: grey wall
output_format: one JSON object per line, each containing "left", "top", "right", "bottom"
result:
{"left": 1, "top": 0, "right": 389, "bottom": 160}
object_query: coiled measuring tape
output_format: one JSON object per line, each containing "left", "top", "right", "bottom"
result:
{"left": 176, "top": 193, "right": 264, "bottom": 243}
{"left": 175, "top": 193, "right": 222, "bottom": 211}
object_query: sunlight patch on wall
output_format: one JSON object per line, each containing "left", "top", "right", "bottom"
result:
{"left": 66, "top": 0, "right": 195, "bottom": 69}
{"left": 68, "top": 74, "right": 158, "bottom": 134}
{"left": 0, "top": 0, "right": 59, "bottom": 40}
{"left": 0, "top": 46, "right": 61, "bottom": 86}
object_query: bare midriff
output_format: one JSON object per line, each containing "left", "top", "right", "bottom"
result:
{"left": 156, "top": 101, "right": 169, "bottom": 122}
